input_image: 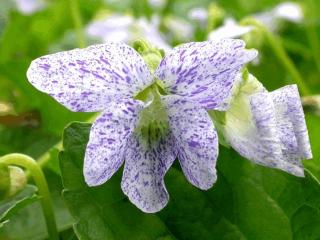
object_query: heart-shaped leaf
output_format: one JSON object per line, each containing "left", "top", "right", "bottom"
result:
{"left": 60, "top": 122, "right": 320, "bottom": 240}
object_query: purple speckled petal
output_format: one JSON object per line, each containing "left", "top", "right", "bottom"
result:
{"left": 84, "top": 99, "right": 144, "bottom": 186}
{"left": 121, "top": 133, "right": 177, "bottom": 213}
{"left": 27, "top": 43, "right": 153, "bottom": 112}
{"left": 250, "top": 92, "right": 304, "bottom": 176}
{"left": 155, "top": 39, "right": 257, "bottom": 110}
{"left": 271, "top": 84, "right": 312, "bottom": 160}
{"left": 163, "top": 96, "right": 218, "bottom": 190}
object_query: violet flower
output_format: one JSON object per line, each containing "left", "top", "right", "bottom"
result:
{"left": 86, "top": 14, "right": 171, "bottom": 52}
{"left": 212, "top": 73, "right": 312, "bottom": 176}
{"left": 208, "top": 2, "right": 303, "bottom": 41}
{"left": 27, "top": 39, "right": 257, "bottom": 212}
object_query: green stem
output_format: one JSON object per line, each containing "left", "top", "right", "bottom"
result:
{"left": 0, "top": 154, "right": 59, "bottom": 240}
{"left": 69, "top": 0, "right": 86, "bottom": 48}
{"left": 37, "top": 141, "right": 62, "bottom": 168}
{"left": 264, "top": 30, "right": 310, "bottom": 95}
{"left": 306, "top": 25, "right": 320, "bottom": 72}
{"left": 242, "top": 19, "right": 311, "bottom": 95}
{"left": 305, "top": 0, "right": 320, "bottom": 72}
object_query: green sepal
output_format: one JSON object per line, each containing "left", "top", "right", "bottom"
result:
{"left": 209, "top": 70, "right": 265, "bottom": 148}
{"left": 133, "top": 39, "right": 164, "bottom": 73}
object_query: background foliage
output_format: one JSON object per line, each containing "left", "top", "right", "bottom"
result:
{"left": 0, "top": 0, "right": 320, "bottom": 239}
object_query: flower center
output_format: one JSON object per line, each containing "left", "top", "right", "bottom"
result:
{"left": 132, "top": 39, "right": 170, "bottom": 146}
{"left": 134, "top": 83, "right": 170, "bottom": 146}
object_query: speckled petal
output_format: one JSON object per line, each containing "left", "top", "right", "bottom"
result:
{"left": 164, "top": 96, "right": 218, "bottom": 190}
{"left": 155, "top": 39, "right": 257, "bottom": 110}
{"left": 27, "top": 43, "right": 153, "bottom": 112}
{"left": 121, "top": 133, "right": 177, "bottom": 213}
{"left": 84, "top": 99, "right": 143, "bottom": 186}
{"left": 271, "top": 85, "right": 312, "bottom": 160}
{"left": 250, "top": 92, "right": 304, "bottom": 176}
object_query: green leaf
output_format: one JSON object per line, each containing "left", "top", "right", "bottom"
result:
{"left": 60, "top": 122, "right": 175, "bottom": 240}
{"left": 0, "top": 185, "right": 38, "bottom": 225}
{"left": 60, "top": 122, "right": 320, "bottom": 240}
{"left": 0, "top": 171, "right": 74, "bottom": 239}
{"left": 303, "top": 113, "right": 320, "bottom": 181}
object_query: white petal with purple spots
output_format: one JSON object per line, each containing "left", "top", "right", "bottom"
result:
{"left": 164, "top": 96, "right": 218, "bottom": 190}
{"left": 27, "top": 43, "right": 153, "bottom": 112}
{"left": 84, "top": 99, "right": 144, "bottom": 186}
{"left": 121, "top": 133, "right": 177, "bottom": 213}
{"left": 271, "top": 85, "right": 312, "bottom": 160}
{"left": 155, "top": 39, "right": 257, "bottom": 110}
{"left": 250, "top": 92, "right": 306, "bottom": 176}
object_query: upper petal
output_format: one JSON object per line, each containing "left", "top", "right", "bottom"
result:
{"left": 84, "top": 99, "right": 143, "bottom": 186}
{"left": 155, "top": 39, "right": 257, "bottom": 110}
{"left": 27, "top": 43, "right": 153, "bottom": 112}
{"left": 164, "top": 96, "right": 218, "bottom": 190}
{"left": 271, "top": 85, "right": 312, "bottom": 160}
{"left": 121, "top": 133, "right": 177, "bottom": 213}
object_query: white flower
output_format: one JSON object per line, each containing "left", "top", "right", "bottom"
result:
{"left": 188, "top": 7, "right": 208, "bottom": 25}
{"left": 254, "top": 2, "right": 303, "bottom": 31}
{"left": 163, "top": 16, "right": 194, "bottom": 42}
{"left": 208, "top": 18, "right": 253, "bottom": 40}
{"left": 27, "top": 39, "right": 257, "bottom": 212}
{"left": 148, "top": 0, "right": 166, "bottom": 9}
{"left": 14, "top": 0, "right": 46, "bottom": 15}
{"left": 208, "top": 1, "right": 303, "bottom": 42}
{"left": 86, "top": 14, "right": 171, "bottom": 52}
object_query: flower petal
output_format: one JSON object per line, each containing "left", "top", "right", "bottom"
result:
{"left": 164, "top": 96, "right": 218, "bottom": 190}
{"left": 221, "top": 86, "right": 305, "bottom": 177}
{"left": 250, "top": 92, "right": 304, "bottom": 176}
{"left": 121, "top": 134, "right": 177, "bottom": 213}
{"left": 155, "top": 39, "right": 257, "bottom": 110}
{"left": 27, "top": 43, "right": 153, "bottom": 112}
{"left": 271, "top": 85, "right": 312, "bottom": 160}
{"left": 84, "top": 99, "right": 143, "bottom": 186}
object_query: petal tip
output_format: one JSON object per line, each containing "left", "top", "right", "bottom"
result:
{"left": 83, "top": 169, "right": 107, "bottom": 187}
{"left": 121, "top": 184, "right": 169, "bottom": 213}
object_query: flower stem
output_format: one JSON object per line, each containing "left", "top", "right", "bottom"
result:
{"left": 263, "top": 30, "right": 310, "bottom": 96}
{"left": 69, "top": 0, "right": 86, "bottom": 48}
{"left": 0, "top": 154, "right": 59, "bottom": 240}
{"left": 242, "top": 18, "right": 311, "bottom": 96}
{"left": 305, "top": 0, "right": 320, "bottom": 73}
{"left": 305, "top": 25, "right": 320, "bottom": 72}
{"left": 37, "top": 141, "right": 62, "bottom": 168}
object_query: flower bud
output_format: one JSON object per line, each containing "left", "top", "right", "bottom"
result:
{"left": 0, "top": 165, "right": 27, "bottom": 200}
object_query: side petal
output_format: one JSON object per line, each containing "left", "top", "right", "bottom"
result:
{"left": 121, "top": 134, "right": 177, "bottom": 213}
{"left": 84, "top": 99, "right": 143, "bottom": 186}
{"left": 27, "top": 43, "right": 153, "bottom": 112}
{"left": 250, "top": 92, "right": 304, "bottom": 176}
{"left": 155, "top": 39, "right": 257, "bottom": 110}
{"left": 222, "top": 89, "right": 305, "bottom": 177}
{"left": 271, "top": 85, "right": 312, "bottom": 160}
{"left": 164, "top": 96, "right": 218, "bottom": 190}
